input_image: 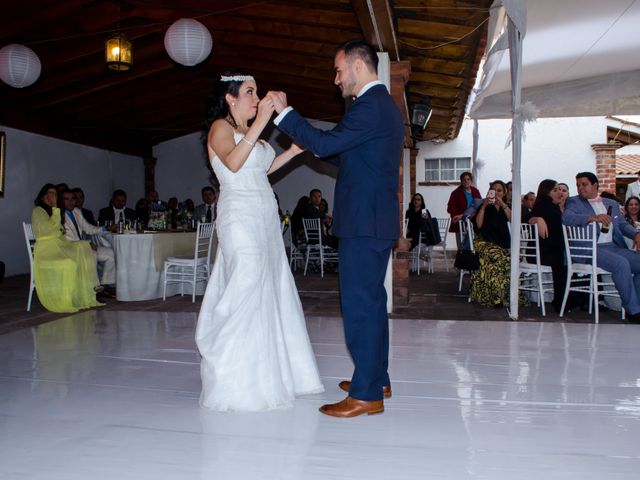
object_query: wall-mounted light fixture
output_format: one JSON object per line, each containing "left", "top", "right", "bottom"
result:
{"left": 411, "top": 95, "right": 432, "bottom": 142}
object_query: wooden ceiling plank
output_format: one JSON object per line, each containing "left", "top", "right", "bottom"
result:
{"left": 350, "top": 0, "right": 399, "bottom": 59}
{"left": 398, "top": 18, "right": 478, "bottom": 41}
{"left": 403, "top": 55, "right": 468, "bottom": 76}
{"left": 409, "top": 72, "right": 465, "bottom": 88}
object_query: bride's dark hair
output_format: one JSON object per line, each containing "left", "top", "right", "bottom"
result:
{"left": 204, "top": 72, "right": 249, "bottom": 131}
{"left": 202, "top": 72, "right": 251, "bottom": 181}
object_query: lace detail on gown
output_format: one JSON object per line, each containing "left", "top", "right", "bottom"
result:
{"left": 196, "top": 132, "right": 324, "bottom": 412}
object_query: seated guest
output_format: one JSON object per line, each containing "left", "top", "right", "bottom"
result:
{"left": 626, "top": 171, "right": 640, "bottom": 200}
{"left": 447, "top": 171, "right": 482, "bottom": 249}
{"left": 405, "top": 193, "right": 439, "bottom": 250}
{"left": 274, "top": 192, "right": 284, "bottom": 219}
{"left": 528, "top": 180, "right": 572, "bottom": 312}
{"left": 135, "top": 198, "right": 150, "bottom": 226}
{"left": 182, "top": 198, "right": 196, "bottom": 215}
{"left": 290, "top": 195, "right": 309, "bottom": 246}
{"left": 556, "top": 182, "right": 570, "bottom": 209}
{"left": 61, "top": 189, "right": 116, "bottom": 294}
{"left": 31, "top": 184, "right": 104, "bottom": 313}
{"left": 470, "top": 180, "right": 516, "bottom": 307}
{"left": 195, "top": 186, "right": 217, "bottom": 223}
{"left": 624, "top": 196, "right": 640, "bottom": 228}
{"left": 303, "top": 188, "right": 338, "bottom": 249}
{"left": 319, "top": 198, "right": 332, "bottom": 232}
{"left": 146, "top": 189, "right": 160, "bottom": 204}
{"left": 98, "top": 189, "right": 136, "bottom": 225}
{"left": 167, "top": 196, "right": 179, "bottom": 213}
{"left": 166, "top": 196, "right": 179, "bottom": 228}
{"left": 623, "top": 196, "right": 640, "bottom": 249}
{"left": 562, "top": 172, "right": 640, "bottom": 324}
{"left": 521, "top": 191, "right": 536, "bottom": 223}
{"left": 600, "top": 191, "right": 620, "bottom": 203}
{"left": 71, "top": 187, "right": 96, "bottom": 226}
{"left": 55, "top": 182, "right": 69, "bottom": 194}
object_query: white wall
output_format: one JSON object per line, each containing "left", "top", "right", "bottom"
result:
{"left": 152, "top": 132, "right": 212, "bottom": 205}
{"left": 0, "top": 125, "right": 143, "bottom": 277}
{"left": 415, "top": 116, "right": 608, "bottom": 218}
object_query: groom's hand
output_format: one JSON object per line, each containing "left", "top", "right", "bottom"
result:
{"left": 267, "top": 91, "right": 288, "bottom": 114}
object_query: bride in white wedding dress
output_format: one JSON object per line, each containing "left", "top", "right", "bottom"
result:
{"left": 196, "top": 74, "right": 324, "bottom": 412}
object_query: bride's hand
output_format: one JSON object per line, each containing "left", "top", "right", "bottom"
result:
{"left": 255, "top": 95, "right": 275, "bottom": 126}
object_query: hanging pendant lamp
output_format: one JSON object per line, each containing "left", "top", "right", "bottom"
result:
{"left": 105, "top": 32, "right": 133, "bottom": 71}
{"left": 164, "top": 18, "right": 212, "bottom": 66}
{"left": 0, "top": 44, "right": 42, "bottom": 88}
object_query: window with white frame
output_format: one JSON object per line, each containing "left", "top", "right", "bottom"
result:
{"left": 424, "top": 157, "right": 471, "bottom": 182}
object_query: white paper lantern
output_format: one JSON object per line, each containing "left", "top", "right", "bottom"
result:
{"left": 0, "top": 44, "right": 42, "bottom": 88}
{"left": 164, "top": 18, "right": 212, "bottom": 66}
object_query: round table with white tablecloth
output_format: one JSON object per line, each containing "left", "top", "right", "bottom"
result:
{"left": 109, "top": 231, "right": 215, "bottom": 301}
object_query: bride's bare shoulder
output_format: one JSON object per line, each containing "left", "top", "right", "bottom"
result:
{"left": 208, "top": 119, "right": 237, "bottom": 159}
{"left": 209, "top": 118, "right": 234, "bottom": 137}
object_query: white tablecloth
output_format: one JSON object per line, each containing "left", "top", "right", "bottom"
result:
{"left": 110, "top": 232, "right": 214, "bottom": 301}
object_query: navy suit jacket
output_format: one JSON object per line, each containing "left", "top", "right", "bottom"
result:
{"left": 562, "top": 195, "right": 637, "bottom": 248}
{"left": 276, "top": 84, "right": 404, "bottom": 240}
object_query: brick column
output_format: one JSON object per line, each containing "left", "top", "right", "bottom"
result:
{"left": 592, "top": 143, "right": 621, "bottom": 194}
{"left": 390, "top": 61, "right": 411, "bottom": 307}
{"left": 143, "top": 156, "right": 157, "bottom": 195}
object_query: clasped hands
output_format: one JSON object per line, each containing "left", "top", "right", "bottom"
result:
{"left": 264, "top": 91, "right": 288, "bottom": 114}
{"left": 255, "top": 91, "right": 288, "bottom": 116}
{"left": 259, "top": 91, "right": 304, "bottom": 155}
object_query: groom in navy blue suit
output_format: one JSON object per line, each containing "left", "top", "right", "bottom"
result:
{"left": 271, "top": 40, "right": 405, "bottom": 417}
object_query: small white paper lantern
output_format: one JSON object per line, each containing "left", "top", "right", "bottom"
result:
{"left": 0, "top": 44, "right": 42, "bottom": 88}
{"left": 164, "top": 18, "right": 212, "bottom": 66}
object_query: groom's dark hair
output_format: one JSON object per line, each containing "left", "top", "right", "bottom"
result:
{"left": 339, "top": 40, "right": 378, "bottom": 74}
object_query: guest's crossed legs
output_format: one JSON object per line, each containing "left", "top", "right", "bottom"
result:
{"left": 597, "top": 244, "right": 640, "bottom": 315}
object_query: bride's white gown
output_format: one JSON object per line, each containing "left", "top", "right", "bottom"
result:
{"left": 196, "top": 132, "right": 324, "bottom": 412}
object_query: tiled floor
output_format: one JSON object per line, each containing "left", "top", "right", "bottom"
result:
{"left": 1, "top": 310, "right": 639, "bottom": 479}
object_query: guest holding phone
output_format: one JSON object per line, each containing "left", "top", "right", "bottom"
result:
{"left": 470, "top": 180, "right": 520, "bottom": 307}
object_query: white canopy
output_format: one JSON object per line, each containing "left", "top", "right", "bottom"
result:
{"left": 469, "top": 0, "right": 640, "bottom": 120}
{"left": 466, "top": 0, "right": 640, "bottom": 319}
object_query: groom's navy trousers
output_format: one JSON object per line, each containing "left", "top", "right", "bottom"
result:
{"left": 339, "top": 237, "right": 394, "bottom": 400}
{"left": 275, "top": 83, "right": 405, "bottom": 402}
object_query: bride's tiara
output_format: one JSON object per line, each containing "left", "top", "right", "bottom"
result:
{"left": 220, "top": 75, "right": 254, "bottom": 82}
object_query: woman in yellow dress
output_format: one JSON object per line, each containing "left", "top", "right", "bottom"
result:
{"left": 31, "top": 184, "right": 104, "bottom": 313}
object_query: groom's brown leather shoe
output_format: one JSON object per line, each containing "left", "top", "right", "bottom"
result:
{"left": 338, "top": 380, "right": 392, "bottom": 398}
{"left": 319, "top": 396, "right": 384, "bottom": 418}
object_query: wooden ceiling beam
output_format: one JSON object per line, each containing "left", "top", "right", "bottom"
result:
{"left": 398, "top": 39, "right": 471, "bottom": 60}
{"left": 206, "top": 15, "right": 357, "bottom": 43}
{"left": 394, "top": 0, "right": 489, "bottom": 23}
{"left": 350, "top": 0, "right": 399, "bottom": 59}
{"left": 403, "top": 55, "right": 468, "bottom": 76}
{"left": 219, "top": 31, "right": 340, "bottom": 57}
{"left": 220, "top": 3, "right": 358, "bottom": 28}
{"left": 398, "top": 18, "right": 479, "bottom": 41}
{"left": 409, "top": 71, "right": 465, "bottom": 88}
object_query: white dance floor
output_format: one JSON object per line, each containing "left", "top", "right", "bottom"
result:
{"left": 1, "top": 311, "right": 639, "bottom": 479}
